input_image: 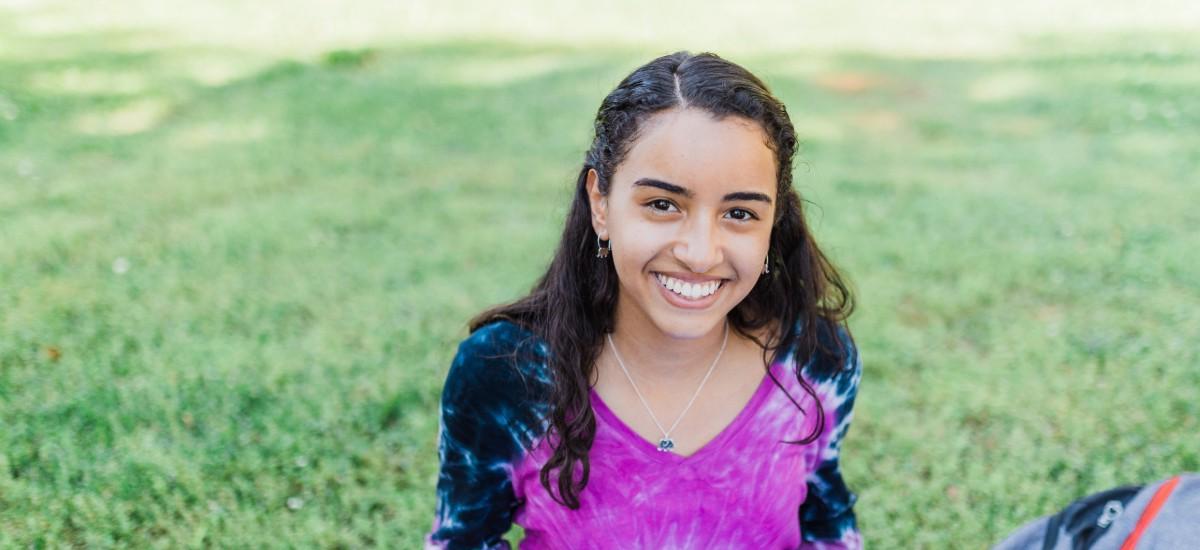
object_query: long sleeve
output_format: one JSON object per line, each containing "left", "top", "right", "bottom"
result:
{"left": 425, "top": 321, "right": 551, "bottom": 550}
{"left": 798, "top": 322, "right": 864, "bottom": 550}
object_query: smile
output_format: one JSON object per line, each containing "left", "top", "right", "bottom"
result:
{"left": 653, "top": 273, "right": 725, "bottom": 301}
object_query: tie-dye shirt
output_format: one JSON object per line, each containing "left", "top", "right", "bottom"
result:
{"left": 426, "top": 317, "right": 863, "bottom": 549}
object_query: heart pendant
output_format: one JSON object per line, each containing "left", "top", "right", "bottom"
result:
{"left": 657, "top": 438, "right": 675, "bottom": 452}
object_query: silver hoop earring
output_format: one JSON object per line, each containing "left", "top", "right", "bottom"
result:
{"left": 596, "top": 236, "right": 610, "bottom": 259}
{"left": 763, "top": 257, "right": 770, "bottom": 275}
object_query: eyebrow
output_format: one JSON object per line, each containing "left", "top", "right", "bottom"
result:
{"left": 632, "top": 177, "right": 773, "bottom": 204}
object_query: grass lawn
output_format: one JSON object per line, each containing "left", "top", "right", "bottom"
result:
{"left": 1, "top": 2, "right": 1198, "bottom": 547}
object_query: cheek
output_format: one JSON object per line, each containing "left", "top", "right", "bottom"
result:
{"left": 729, "top": 234, "right": 771, "bottom": 274}
{"left": 608, "top": 216, "right": 667, "bottom": 270}
{"left": 609, "top": 235, "right": 655, "bottom": 279}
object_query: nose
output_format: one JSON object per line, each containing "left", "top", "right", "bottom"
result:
{"left": 673, "top": 217, "right": 723, "bottom": 274}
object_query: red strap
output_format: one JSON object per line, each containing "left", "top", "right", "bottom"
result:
{"left": 1119, "top": 475, "right": 1182, "bottom": 550}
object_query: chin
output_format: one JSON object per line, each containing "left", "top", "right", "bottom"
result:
{"left": 648, "top": 312, "right": 730, "bottom": 341}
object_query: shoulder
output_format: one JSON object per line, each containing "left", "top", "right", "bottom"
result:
{"left": 443, "top": 319, "right": 553, "bottom": 415}
{"left": 454, "top": 318, "right": 547, "bottom": 369}
{"left": 791, "top": 316, "right": 862, "bottom": 396}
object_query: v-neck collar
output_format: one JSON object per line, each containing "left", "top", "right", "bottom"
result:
{"left": 587, "top": 358, "right": 783, "bottom": 465}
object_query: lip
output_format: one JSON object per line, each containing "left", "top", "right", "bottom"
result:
{"left": 651, "top": 272, "right": 727, "bottom": 310}
{"left": 654, "top": 271, "right": 726, "bottom": 284}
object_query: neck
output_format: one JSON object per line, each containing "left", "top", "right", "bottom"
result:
{"left": 606, "top": 301, "right": 730, "bottom": 386}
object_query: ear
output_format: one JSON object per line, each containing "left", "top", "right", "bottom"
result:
{"left": 586, "top": 168, "right": 609, "bottom": 240}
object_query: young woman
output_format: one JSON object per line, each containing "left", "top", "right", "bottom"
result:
{"left": 425, "top": 51, "right": 864, "bottom": 549}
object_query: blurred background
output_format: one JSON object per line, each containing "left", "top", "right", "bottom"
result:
{"left": 1, "top": 0, "right": 1198, "bottom": 547}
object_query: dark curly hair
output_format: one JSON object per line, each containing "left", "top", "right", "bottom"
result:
{"left": 469, "top": 50, "right": 856, "bottom": 509}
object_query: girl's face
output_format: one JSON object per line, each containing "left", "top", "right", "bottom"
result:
{"left": 587, "top": 107, "right": 778, "bottom": 340}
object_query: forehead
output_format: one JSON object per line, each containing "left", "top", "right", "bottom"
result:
{"left": 614, "top": 108, "right": 777, "bottom": 196}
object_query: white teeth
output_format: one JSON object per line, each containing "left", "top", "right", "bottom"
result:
{"left": 655, "top": 273, "right": 722, "bottom": 300}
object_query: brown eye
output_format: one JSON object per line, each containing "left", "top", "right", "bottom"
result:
{"left": 647, "top": 199, "right": 678, "bottom": 213}
{"left": 726, "top": 208, "right": 757, "bottom": 221}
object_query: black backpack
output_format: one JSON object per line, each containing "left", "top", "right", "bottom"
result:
{"left": 993, "top": 473, "right": 1200, "bottom": 550}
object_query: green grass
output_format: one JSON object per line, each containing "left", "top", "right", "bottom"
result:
{"left": 2, "top": 2, "right": 1199, "bottom": 547}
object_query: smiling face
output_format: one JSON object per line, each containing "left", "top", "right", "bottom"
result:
{"left": 587, "top": 107, "right": 778, "bottom": 340}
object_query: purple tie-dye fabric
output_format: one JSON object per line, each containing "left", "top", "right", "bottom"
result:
{"left": 425, "top": 319, "right": 863, "bottom": 549}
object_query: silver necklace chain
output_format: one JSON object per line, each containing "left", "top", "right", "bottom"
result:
{"left": 605, "top": 320, "right": 729, "bottom": 453}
